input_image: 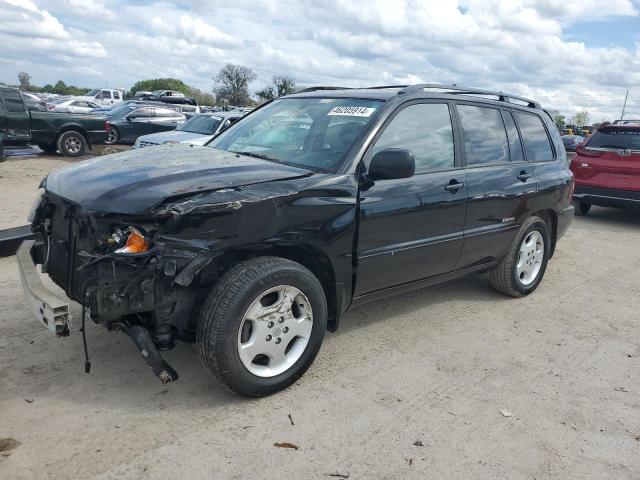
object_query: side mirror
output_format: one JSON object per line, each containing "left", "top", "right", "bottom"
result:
{"left": 368, "top": 148, "right": 415, "bottom": 181}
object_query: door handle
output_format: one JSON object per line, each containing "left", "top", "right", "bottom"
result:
{"left": 517, "top": 171, "right": 532, "bottom": 182}
{"left": 444, "top": 180, "right": 465, "bottom": 193}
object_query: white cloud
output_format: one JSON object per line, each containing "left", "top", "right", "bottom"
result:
{"left": 0, "top": 0, "right": 639, "bottom": 118}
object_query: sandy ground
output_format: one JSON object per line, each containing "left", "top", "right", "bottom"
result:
{"left": 1, "top": 154, "right": 640, "bottom": 479}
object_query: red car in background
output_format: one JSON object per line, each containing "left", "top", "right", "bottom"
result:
{"left": 570, "top": 124, "right": 640, "bottom": 215}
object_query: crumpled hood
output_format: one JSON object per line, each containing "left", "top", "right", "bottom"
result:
{"left": 45, "top": 144, "right": 311, "bottom": 215}
{"left": 138, "top": 130, "right": 211, "bottom": 145}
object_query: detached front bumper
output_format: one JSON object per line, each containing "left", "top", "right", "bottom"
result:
{"left": 16, "top": 240, "right": 71, "bottom": 335}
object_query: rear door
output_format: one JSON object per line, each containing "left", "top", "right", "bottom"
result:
{"left": 456, "top": 104, "right": 537, "bottom": 268}
{"left": 96, "top": 90, "right": 113, "bottom": 106}
{"left": 0, "top": 88, "right": 31, "bottom": 144}
{"left": 355, "top": 101, "right": 467, "bottom": 295}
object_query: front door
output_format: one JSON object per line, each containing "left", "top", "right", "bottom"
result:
{"left": 355, "top": 102, "right": 467, "bottom": 295}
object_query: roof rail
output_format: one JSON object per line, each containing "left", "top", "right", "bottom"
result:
{"left": 398, "top": 84, "right": 541, "bottom": 109}
{"left": 295, "top": 86, "right": 351, "bottom": 93}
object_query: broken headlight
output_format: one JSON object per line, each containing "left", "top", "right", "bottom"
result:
{"left": 108, "top": 226, "right": 150, "bottom": 254}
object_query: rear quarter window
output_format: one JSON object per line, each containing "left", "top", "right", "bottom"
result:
{"left": 514, "top": 112, "right": 554, "bottom": 161}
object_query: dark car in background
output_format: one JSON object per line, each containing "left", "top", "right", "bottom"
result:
{"left": 562, "top": 134, "right": 584, "bottom": 152}
{"left": 133, "top": 111, "right": 243, "bottom": 148}
{"left": 570, "top": 124, "right": 640, "bottom": 215}
{"left": 104, "top": 103, "right": 186, "bottom": 144}
{"left": 134, "top": 90, "right": 197, "bottom": 106}
{"left": 1, "top": 86, "right": 107, "bottom": 156}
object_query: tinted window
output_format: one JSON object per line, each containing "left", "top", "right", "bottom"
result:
{"left": 515, "top": 112, "right": 554, "bottom": 161}
{"left": 155, "top": 108, "right": 181, "bottom": 118}
{"left": 587, "top": 127, "right": 640, "bottom": 150}
{"left": 372, "top": 103, "right": 454, "bottom": 173}
{"left": 177, "top": 115, "right": 222, "bottom": 134}
{"left": 3, "top": 90, "right": 25, "bottom": 112}
{"left": 458, "top": 105, "right": 509, "bottom": 166}
{"left": 503, "top": 111, "right": 525, "bottom": 162}
{"left": 130, "top": 108, "right": 154, "bottom": 118}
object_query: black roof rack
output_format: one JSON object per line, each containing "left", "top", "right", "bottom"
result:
{"left": 294, "top": 86, "right": 351, "bottom": 93}
{"left": 397, "top": 84, "right": 541, "bottom": 109}
{"left": 293, "top": 84, "right": 541, "bottom": 109}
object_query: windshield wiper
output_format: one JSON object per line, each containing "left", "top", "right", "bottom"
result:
{"left": 231, "top": 150, "right": 279, "bottom": 162}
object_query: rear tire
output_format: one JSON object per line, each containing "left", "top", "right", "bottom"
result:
{"left": 577, "top": 202, "right": 591, "bottom": 216}
{"left": 197, "top": 256, "right": 327, "bottom": 397}
{"left": 489, "top": 216, "right": 550, "bottom": 298}
{"left": 105, "top": 127, "right": 120, "bottom": 145}
{"left": 57, "top": 131, "right": 86, "bottom": 157}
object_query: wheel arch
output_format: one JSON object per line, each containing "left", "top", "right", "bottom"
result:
{"left": 531, "top": 208, "right": 558, "bottom": 257}
{"left": 215, "top": 243, "right": 342, "bottom": 332}
{"left": 56, "top": 124, "right": 90, "bottom": 145}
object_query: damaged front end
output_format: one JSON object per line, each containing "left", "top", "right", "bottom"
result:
{"left": 28, "top": 191, "right": 217, "bottom": 384}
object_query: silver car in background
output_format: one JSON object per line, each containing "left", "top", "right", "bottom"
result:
{"left": 133, "top": 111, "right": 244, "bottom": 148}
{"left": 46, "top": 98, "right": 102, "bottom": 113}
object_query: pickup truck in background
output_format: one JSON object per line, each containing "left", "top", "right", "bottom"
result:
{"left": 0, "top": 87, "right": 108, "bottom": 157}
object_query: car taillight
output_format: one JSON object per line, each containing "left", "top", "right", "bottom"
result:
{"left": 104, "top": 121, "right": 110, "bottom": 132}
{"left": 575, "top": 144, "right": 602, "bottom": 158}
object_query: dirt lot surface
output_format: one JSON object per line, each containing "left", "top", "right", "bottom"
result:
{"left": 1, "top": 154, "right": 640, "bottom": 479}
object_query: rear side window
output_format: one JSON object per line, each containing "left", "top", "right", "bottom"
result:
{"left": 372, "top": 103, "right": 455, "bottom": 173}
{"left": 587, "top": 127, "right": 640, "bottom": 150}
{"left": 514, "top": 112, "right": 554, "bottom": 161}
{"left": 3, "top": 90, "right": 25, "bottom": 113}
{"left": 457, "top": 105, "right": 509, "bottom": 166}
{"left": 503, "top": 111, "right": 525, "bottom": 162}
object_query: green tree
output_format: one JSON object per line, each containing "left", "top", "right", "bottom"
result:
{"left": 128, "top": 78, "right": 192, "bottom": 97}
{"left": 572, "top": 111, "right": 590, "bottom": 127}
{"left": 214, "top": 64, "right": 256, "bottom": 106}
{"left": 255, "top": 86, "right": 275, "bottom": 102}
{"left": 272, "top": 75, "right": 296, "bottom": 97}
{"left": 553, "top": 114, "right": 566, "bottom": 130}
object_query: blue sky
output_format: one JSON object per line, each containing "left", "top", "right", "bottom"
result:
{"left": 1, "top": 0, "right": 639, "bottom": 121}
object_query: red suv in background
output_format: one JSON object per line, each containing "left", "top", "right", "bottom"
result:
{"left": 570, "top": 124, "right": 640, "bottom": 215}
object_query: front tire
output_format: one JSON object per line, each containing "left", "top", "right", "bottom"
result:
{"left": 197, "top": 257, "right": 327, "bottom": 397}
{"left": 57, "top": 131, "right": 86, "bottom": 157}
{"left": 489, "top": 216, "right": 550, "bottom": 298}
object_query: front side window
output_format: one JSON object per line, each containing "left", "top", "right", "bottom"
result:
{"left": 371, "top": 103, "right": 455, "bottom": 173}
{"left": 515, "top": 112, "right": 554, "bottom": 161}
{"left": 210, "top": 98, "right": 382, "bottom": 172}
{"left": 458, "top": 105, "right": 509, "bottom": 166}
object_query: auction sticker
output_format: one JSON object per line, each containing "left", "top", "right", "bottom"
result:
{"left": 328, "top": 106, "right": 376, "bottom": 117}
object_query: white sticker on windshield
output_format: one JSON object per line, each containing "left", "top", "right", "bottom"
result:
{"left": 327, "top": 106, "right": 376, "bottom": 117}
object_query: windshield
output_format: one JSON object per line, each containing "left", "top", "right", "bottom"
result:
{"left": 209, "top": 98, "right": 382, "bottom": 171}
{"left": 177, "top": 115, "right": 222, "bottom": 134}
{"left": 587, "top": 127, "right": 640, "bottom": 150}
{"left": 86, "top": 89, "right": 99, "bottom": 96}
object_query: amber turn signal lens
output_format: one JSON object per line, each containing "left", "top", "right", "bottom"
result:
{"left": 115, "top": 228, "right": 148, "bottom": 254}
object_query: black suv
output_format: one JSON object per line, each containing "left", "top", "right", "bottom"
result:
{"left": 19, "top": 84, "right": 574, "bottom": 396}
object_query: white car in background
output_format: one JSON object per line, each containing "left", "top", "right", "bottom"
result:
{"left": 74, "top": 88, "right": 124, "bottom": 107}
{"left": 133, "top": 111, "right": 244, "bottom": 148}
{"left": 46, "top": 98, "right": 101, "bottom": 113}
